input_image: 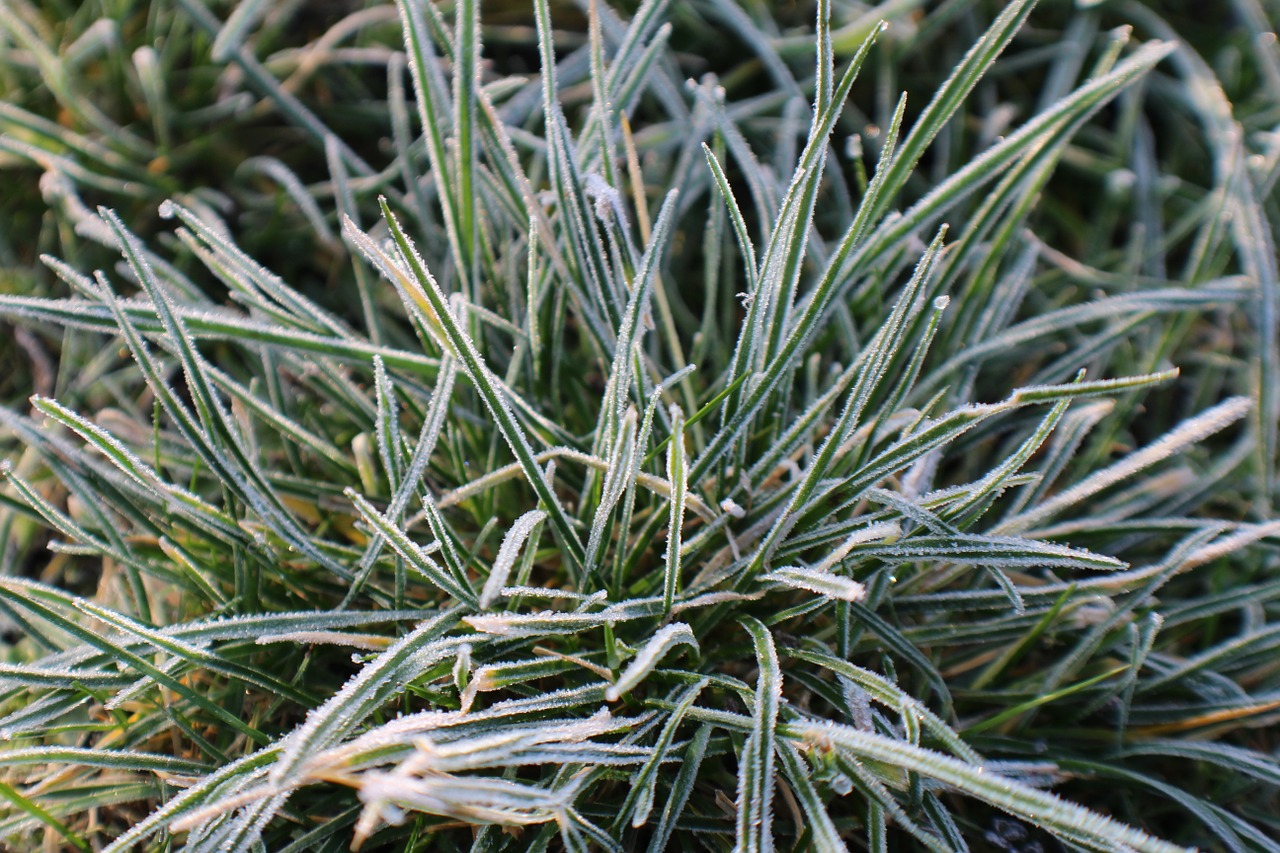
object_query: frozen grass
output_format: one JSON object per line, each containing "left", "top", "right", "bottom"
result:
{"left": 0, "top": 0, "right": 1278, "bottom": 850}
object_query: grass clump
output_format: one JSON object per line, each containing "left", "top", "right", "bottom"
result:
{"left": 1, "top": 0, "right": 1278, "bottom": 850}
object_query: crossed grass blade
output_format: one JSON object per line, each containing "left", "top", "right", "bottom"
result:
{"left": 0, "top": 0, "right": 1273, "bottom": 850}
{"left": 790, "top": 720, "right": 1192, "bottom": 853}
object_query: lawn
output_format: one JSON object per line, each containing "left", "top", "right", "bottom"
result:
{"left": 0, "top": 0, "right": 1277, "bottom": 850}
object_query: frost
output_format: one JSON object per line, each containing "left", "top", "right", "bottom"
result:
{"left": 255, "top": 631, "right": 389, "bottom": 651}
{"left": 479, "top": 509, "right": 547, "bottom": 609}
{"left": 269, "top": 611, "right": 466, "bottom": 787}
{"left": 1001, "top": 396, "right": 1252, "bottom": 533}
{"left": 463, "top": 601, "right": 655, "bottom": 638}
{"left": 762, "top": 566, "right": 866, "bottom": 602}
{"left": 604, "top": 623, "right": 698, "bottom": 701}
{"left": 584, "top": 173, "right": 627, "bottom": 227}
{"left": 814, "top": 521, "right": 900, "bottom": 572}
{"left": 720, "top": 498, "right": 746, "bottom": 519}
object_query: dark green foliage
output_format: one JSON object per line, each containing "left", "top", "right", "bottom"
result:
{"left": 0, "top": 1, "right": 1277, "bottom": 850}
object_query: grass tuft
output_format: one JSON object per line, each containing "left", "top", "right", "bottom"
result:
{"left": 1, "top": 0, "right": 1278, "bottom": 849}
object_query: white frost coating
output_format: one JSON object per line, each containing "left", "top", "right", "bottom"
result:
{"left": 268, "top": 612, "right": 463, "bottom": 786}
{"left": 330, "top": 710, "right": 623, "bottom": 779}
{"left": 571, "top": 590, "right": 612, "bottom": 611}
{"left": 594, "top": 192, "right": 678, "bottom": 461}
{"left": 464, "top": 599, "right": 656, "bottom": 638}
{"left": 343, "top": 218, "right": 454, "bottom": 353}
{"left": 671, "top": 590, "right": 765, "bottom": 613}
{"left": 814, "top": 521, "right": 901, "bottom": 572}
{"left": 605, "top": 623, "right": 698, "bottom": 701}
{"left": 840, "top": 676, "right": 874, "bottom": 732}
{"left": 1183, "top": 520, "right": 1280, "bottom": 568}
{"left": 0, "top": 608, "right": 413, "bottom": 700}
{"left": 31, "top": 396, "right": 231, "bottom": 528}
{"left": 74, "top": 600, "right": 213, "bottom": 659}
{"left": 480, "top": 509, "right": 547, "bottom": 609}
{"left": 662, "top": 403, "right": 688, "bottom": 613}
{"left": 372, "top": 356, "right": 402, "bottom": 487}
{"left": 583, "top": 173, "right": 628, "bottom": 227}
{"left": 955, "top": 288, "right": 1247, "bottom": 374}
{"left": 254, "top": 631, "right": 389, "bottom": 651}
{"left": 354, "top": 771, "right": 573, "bottom": 839}
{"left": 39, "top": 171, "right": 117, "bottom": 246}
{"left": 585, "top": 410, "right": 637, "bottom": 572}
{"left": 172, "top": 610, "right": 427, "bottom": 643}
{"left": 162, "top": 198, "right": 350, "bottom": 339}
{"left": 0, "top": 661, "right": 125, "bottom": 689}
{"left": 98, "top": 210, "right": 357, "bottom": 583}
{"left": 105, "top": 660, "right": 191, "bottom": 711}
{"left": 168, "top": 784, "right": 285, "bottom": 834}
{"left": 797, "top": 720, "right": 1192, "bottom": 853}
{"left": 720, "top": 498, "right": 746, "bottom": 519}
{"left": 860, "top": 534, "right": 1123, "bottom": 570}
{"left": 346, "top": 487, "right": 474, "bottom": 605}
{"left": 901, "top": 446, "right": 941, "bottom": 500}
{"left": 432, "top": 445, "right": 715, "bottom": 521}
{"left": 762, "top": 566, "right": 867, "bottom": 602}
{"left": 999, "top": 396, "right": 1252, "bottom": 534}
{"left": 496, "top": 586, "right": 600, "bottom": 602}
{"left": 452, "top": 643, "right": 472, "bottom": 693}
{"left": 323, "top": 685, "right": 609, "bottom": 761}
{"left": 736, "top": 618, "right": 780, "bottom": 853}
{"left": 97, "top": 751, "right": 280, "bottom": 852}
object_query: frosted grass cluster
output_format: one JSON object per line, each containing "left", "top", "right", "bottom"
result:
{"left": 0, "top": 0, "right": 1276, "bottom": 849}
